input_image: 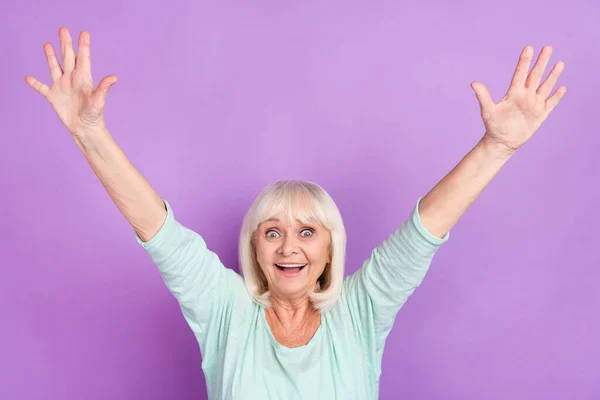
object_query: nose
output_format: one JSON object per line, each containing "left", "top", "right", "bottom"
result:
{"left": 278, "top": 234, "right": 300, "bottom": 256}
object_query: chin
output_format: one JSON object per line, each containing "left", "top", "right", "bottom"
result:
{"left": 271, "top": 281, "right": 312, "bottom": 300}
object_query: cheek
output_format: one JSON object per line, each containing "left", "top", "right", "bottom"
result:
{"left": 315, "top": 241, "right": 332, "bottom": 261}
{"left": 254, "top": 244, "right": 281, "bottom": 278}
{"left": 252, "top": 244, "right": 269, "bottom": 272}
{"left": 256, "top": 252, "right": 271, "bottom": 272}
{"left": 308, "top": 246, "right": 330, "bottom": 272}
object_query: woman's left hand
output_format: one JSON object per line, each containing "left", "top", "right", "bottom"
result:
{"left": 470, "top": 45, "right": 567, "bottom": 155}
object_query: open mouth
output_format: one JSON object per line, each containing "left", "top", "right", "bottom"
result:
{"left": 275, "top": 264, "right": 307, "bottom": 274}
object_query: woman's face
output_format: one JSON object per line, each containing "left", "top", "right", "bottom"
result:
{"left": 253, "top": 212, "right": 331, "bottom": 302}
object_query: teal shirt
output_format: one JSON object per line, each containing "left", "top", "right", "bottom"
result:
{"left": 135, "top": 197, "right": 450, "bottom": 399}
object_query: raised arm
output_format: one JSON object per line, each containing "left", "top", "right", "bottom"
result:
{"left": 419, "top": 45, "right": 567, "bottom": 238}
{"left": 25, "top": 27, "right": 165, "bottom": 241}
{"left": 72, "top": 128, "right": 166, "bottom": 242}
{"left": 25, "top": 28, "right": 250, "bottom": 360}
{"left": 342, "top": 46, "right": 566, "bottom": 355}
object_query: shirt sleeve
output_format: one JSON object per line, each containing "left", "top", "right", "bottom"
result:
{"left": 134, "top": 199, "right": 248, "bottom": 361}
{"left": 343, "top": 196, "right": 450, "bottom": 354}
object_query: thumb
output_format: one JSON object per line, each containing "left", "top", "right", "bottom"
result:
{"left": 93, "top": 75, "right": 118, "bottom": 109}
{"left": 470, "top": 81, "right": 494, "bottom": 116}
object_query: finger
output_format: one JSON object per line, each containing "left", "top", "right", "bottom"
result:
{"left": 509, "top": 46, "right": 533, "bottom": 90}
{"left": 537, "top": 61, "right": 565, "bottom": 99}
{"left": 545, "top": 86, "right": 567, "bottom": 113}
{"left": 60, "top": 27, "right": 76, "bottom": 73}
{"left": 525, "top": 45, "right": 552, "bottom": 90}
{"left": 24, "top": 75, "right": 50, "bottom": 97}
{"left": 44, "top": 43, "right": 63, "bottom": 82}
{"left": 470, "top": 82, "right": 495, "bottom": 116}
{"left": 76, "top": 31, "right": 91, "bottom": 76}
{"left": 93, "top": 75, "right": 118, "bottom": 109}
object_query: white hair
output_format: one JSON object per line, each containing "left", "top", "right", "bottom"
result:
{"left": 238, "top": 180, "right": 346, "bottom": 312}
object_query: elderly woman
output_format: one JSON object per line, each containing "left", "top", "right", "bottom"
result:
{"left": 26, "top": 27, "right": 566, "bottom": 399}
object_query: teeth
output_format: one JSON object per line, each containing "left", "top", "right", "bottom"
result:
{"left": 276, "top": 264, "right": 306, "bottom": 268}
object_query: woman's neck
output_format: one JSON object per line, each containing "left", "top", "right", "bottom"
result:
{"left": 265, "top": 295, "right": 321, "bottom": 347}
{"left": 268, "top": 295, "right": 315, "bottom": 328}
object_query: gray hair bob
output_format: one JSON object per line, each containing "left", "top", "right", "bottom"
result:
{"left": 238, "top": 180, "right": 346, "bottom": 311}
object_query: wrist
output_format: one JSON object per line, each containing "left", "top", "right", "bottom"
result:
{"left": 480, "top": 134, "right": 517, "bottom": 160}
{"left": 72, "top": 125, "right": 112, "bottom": 155}
{"left": 73, "top": 121, "right": 109, "bottom": 138}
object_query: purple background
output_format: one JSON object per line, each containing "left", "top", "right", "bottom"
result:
{"left": 2, "top": 0, "right": 599, "bottom": 399}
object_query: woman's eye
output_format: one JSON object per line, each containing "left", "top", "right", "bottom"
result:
{"left": 301, "top": 229, "right": 314, "bottom": 237}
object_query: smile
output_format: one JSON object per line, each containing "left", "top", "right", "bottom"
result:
{"left": 274, "top": 264, "right": 307, "bottom": 275}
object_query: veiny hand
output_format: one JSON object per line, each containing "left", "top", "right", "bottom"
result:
{"left": 25, "top": 27, "right": 118, "bottom": 136}
{"left": 470, "top": 45, "right": 567, "bottom": 154}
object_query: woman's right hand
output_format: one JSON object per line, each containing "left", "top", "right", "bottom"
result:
{"left": 25, "top": 27, "right": 118, "bottom": 137}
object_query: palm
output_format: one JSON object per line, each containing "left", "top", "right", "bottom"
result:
{"left": 25, "top": 27, "right": 118, "bottom": 136}
{"left": 46, "top": 72, "right": 96, "bottom": 134}
{"left": 471, "top": 46, "right": 567, "bottom": 152}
